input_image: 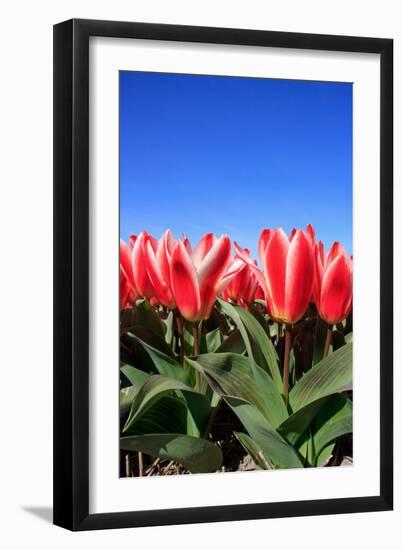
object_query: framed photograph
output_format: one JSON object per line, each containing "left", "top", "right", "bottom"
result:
{"left": 53, "top": 19, "right": 393, "bottom": 530}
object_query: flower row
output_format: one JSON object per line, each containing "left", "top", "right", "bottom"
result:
{"left": 120, "top": 224, "right": 352, "bottom": 326}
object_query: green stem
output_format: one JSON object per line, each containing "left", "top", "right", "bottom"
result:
{"left": 323, "top": 326, "right": 333, "bottom": 357}
{"left": 193, "top": 324, "right": 201, "bottom": 391}
{"left": 176, "top": 313, "right": 185, "bottom": 365}
{"left": 283, "top": 327, "right": 292, "bottom": 402}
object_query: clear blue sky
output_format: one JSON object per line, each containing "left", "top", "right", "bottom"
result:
{"left": 120, "top": 71, "right": 352, "bottom": 259}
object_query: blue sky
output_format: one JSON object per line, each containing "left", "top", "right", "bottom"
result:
{"left": 120, "top": 71, "right": 352, "bottom": 259}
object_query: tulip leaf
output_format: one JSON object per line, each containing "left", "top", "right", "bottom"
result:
{"left": 123, "top": 374, "right": 197, "bottom": 432}
{"left": 123, "top": 374, "right": 213, "bottom": 438}
{"left": 130, "top": 334, "right": 192, "bottom": 384}
{"left": 310, "top": 395, "right": 352, "bottom": 460}
{"left": 234, "top": 431, "right": 272, "bottom": 470}
{"left": 289, "top": 342, "right": 352, "bottom": 413}
{"left": 188, "top": 352, "right": 288, "bottom": 428}
{"left": 216, "top": 329, "right": 246, "bottom": 354}
{"left": 131, "top": 300, "right": 166, "bottom": 339}
{"left": 315, "top": 441, "right": 335, "bottom": 467}
{"left": 127, "top": 326, "right": 176, "bottom": 358}
{"left": 124, "top": 395, "right": 188, "bottom": 435}
{"left": 120, "top": 363, "right": 150, "bottom": 388}
{"left": 120, "top": 433, "right": 223, "bottom": 473}
{"left": 278, "top": 395, "right": 335, "bottom": 447}
{"left": 120, "top": 385, "right": 138, "bottom": 418}
{"left": 217, "top": 299, "right": 282, "bottom": 391}
{"left": 224, "top": 396, "right": 303, "bottom": 469}
{"left": 201, "top": 327, "right": 223, "bottom": 353}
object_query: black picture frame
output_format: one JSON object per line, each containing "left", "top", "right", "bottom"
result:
{"left": 53, "top": 18, "right": 393, "bottom": 531}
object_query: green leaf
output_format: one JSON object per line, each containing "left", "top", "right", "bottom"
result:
{"left": 216, "top": 330, "right": 246, "bottom": 354}
{"left": 124, "top": 395, "right": 188, "bottom": 435}
{"left": 311, "top": 395, "right": 352, "bottom": 458}
{"left": 289, "top": 342, "right": 352, "bottom": 413}
{"left": 123, "top": 375, "right": 197, "bottom": 432}
{"left": 127, "top": 326, "right": 176, "bottom": 358}
{"left": 120, "top": 364, "right": 150, "bottom": 388}
{"left": 201, "top": 327, "right": 223, "bottom": 353}
{"left": 225, "top": 396, "right": 303, "bottom": 469}
{"left": 315, "top": 441, "right": 335, "bottom": 467}
{"left": 130, "top": 335, "right": 191, "bottom": 384}
{"left": 234, "top": 432, "right": 271, "bottom": 470}
{"left": 120, "top": 386, "right": 138, "bottom": 418}
{"left": 131, "top": 300, "right": 165, "bottom": 338}
{"left": 188, "top": 352, "right": 288, "bottom": 428}
{"left": 278, "top": 396, "right": 333, "bottom": 447}
{"left": 217, "top": 299, "right": 282, "bottom": 391}
{"left": 120, "top": 433, "right": 223, "bottom": 473}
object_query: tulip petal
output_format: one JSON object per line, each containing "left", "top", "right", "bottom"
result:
{"left": 258, "top": 229, "right": 271, "bottom": 266}
{"left": 284, "top": 230, "right": 314, "bottom": 324}
{"left": 313, "top": 241, "right": 325, "bottom": 306}
{"left": 325, "top": 241, "right": 347, "bottom": 269}
{"left": 198, "top": 236, "right": 232, "bottom": 319}
{"left": 120, "top": 239, "right": 135, "bottom": 290}
{"left": 306, "top": 223, "right": 315, "bottom": 246}
{"left": 170, "top": 241, "right": 201, "bottom": 321}
{"left": 132, "top": 231, "right": 155, "bottom": 299}
{"left": 234, "top": 241, "right": 269, "bottom": 297}
{"left": 145, "top": 240, "right": 174, "bottom": 308}
{"left": 217, "top": 258, "right": 246, "bottom": 295}
{"left": 319, "top": 254, "right": 352, "bottom": 324}
{"left": 192, "top": 233, "right": 217, "bottom": 269}
{"left": 264, "top": 229, "right": 289, "bottom": 320}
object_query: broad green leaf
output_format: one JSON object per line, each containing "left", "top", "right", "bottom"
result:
{"left": 315, "top": 441, "right": 335, "bottom": 467}
{"left": 311, "top": 395, "right": 352, "bottom": 457}
{"left": 201, "top": 328, "right": 223, "bottom": 353}
{"left": 345, "top": 332, "right": 353, "bottom": 344}
{"left": 131, "top": 300, "right": 165, "bottom": 339}
{"left": 278, "top": 396, "right": 333, "bottom": 447}
{"left": 225, "top": 396, "right": 303, "bottom": 469}
{"left": 127, "top": 326, "right": 176, "bottom": 358}
{"left": 217, "top": 299, "right": 282, "bottom": 391}
{"left": 120, "top": 386, "right": 138, "bottom": 418}
{"left": 234, "top": 432, "right": 272, "bottom": 470}
{"left": 216, "top": 330, "right": 246, "bottom": 354}
{"left": 188, "top": 352, "right": 288, "bottom": 428}
{"left": 120, "top": 364, "right": 150, "bottom": 388}
{"left": 162, "top": 311, "right": 174, "bottom": 345}
{"left": 124, "top": 395, "right": 188, "bottom": 435}
{"left": 120, "top": 433, "right": 223, "bottom": 473}
{"left": 289, "top": 342, "right": 352, "bottom": 413}
{"left": 130, "top": 335, "right": 191, "bottom": 384}
{"left": 123, "top": 375, "right": 197, "bottom": 432}
{"left": 180, "top": 390, "right": 213, "bottom": 438}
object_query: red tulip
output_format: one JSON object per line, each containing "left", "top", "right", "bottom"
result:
{"left": 131, "top": 231, "right": 158, "bottom": 300}
{"left": 222, "top": 246, "right": 258, "bottom": 308}
{"left": 314, "top": 241, "right": 352, "bottom": 324}
{"left": 144, "top": 229, "right": 176, "bottom": 309}
{"left": 170, "top": 234, "right": 243, "bottom": 321}
{"left": 236, "top": 228, "right": 314, "bottom": 324}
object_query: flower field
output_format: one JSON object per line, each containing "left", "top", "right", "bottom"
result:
{"left": 119, "top": 225, "right": 353, "bottom": 476}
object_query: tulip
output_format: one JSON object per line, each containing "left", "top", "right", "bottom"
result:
{"left": 131, "top": 231, "right": 158, "bottom": 300}
{"left": 222, "top": 246, "right": 258, "bottom": 308}
{"left": 314, "top": 241, "right": 352, "bottom": 326}
{"left": 170, "top": 234, "right": 244, "bottom": 321}
{"left": 236, "top": 228, "right": 314, "bottom": 325}
{"left": 144, "top": 229, "right": 176, "bottom": 309}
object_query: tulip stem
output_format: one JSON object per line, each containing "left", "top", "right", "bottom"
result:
{"left": 176, "top": 313, "right": 185, "bottom": 365}
{"left": 323, "top": 327, "right": 333, "bottom": 357}
{"left": 192, "top": 324, "right": 200, "bottom": 355}
{"left": 283, "top": 327, "right": 292, "bottom": 402}
{"left": 193, "top": 324, "right": 201, "bottom": 392}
